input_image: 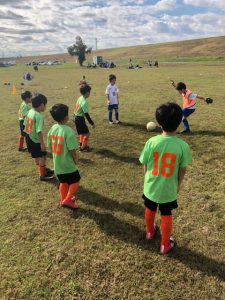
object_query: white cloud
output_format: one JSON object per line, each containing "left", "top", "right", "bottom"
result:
{"left": 183, "top": 0, "right": 225, "bottom": 10}
{"left": 0, "top": 0, "right": 224, "bottom": 57}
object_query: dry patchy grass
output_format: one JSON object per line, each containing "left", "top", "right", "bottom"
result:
{"left": 0, "top": 62, "right": 225, "bottom": 300}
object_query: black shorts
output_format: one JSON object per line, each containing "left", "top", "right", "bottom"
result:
{"left": 26, "top": 135, "right": 47, "bottom": 158}
{"left": 19, "top": 120, "right": 26, "bottom": 137}
{"left": 57, "top": 171, "right": 81, "bottom": 185}
{"left": 143, "top": 194, "right": 178, "bottom": 216}
{"left": 74, "top": 116, "right": 89, "bottom": 135}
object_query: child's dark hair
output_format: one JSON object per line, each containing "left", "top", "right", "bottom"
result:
{"left": 109, "top": 74, "right": 116, "bottom": 81}
{"left": 21, "top": 91, "right": 32, "bottom": 100}
{"left": 32, "top": 94, "right": 47, "bottom": 108}
{"left": 50, "top": 104, "right": 69, "bottom": 122}
{"left": 80, "top": 84, "right": 91, "bottom": 95}
{"left": 176, "top": 82, "right": 186, "bottom": 91}
{"left": 156, "top": 102, "right": 183, "bottom": 132}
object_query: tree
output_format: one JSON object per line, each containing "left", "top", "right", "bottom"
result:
{"left": 67, "top": 36, "right": 92, "bottom": 66}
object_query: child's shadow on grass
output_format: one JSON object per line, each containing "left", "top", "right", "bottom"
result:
{"left": 71, "top": 187, "right": 225, "bottom": 281}
{"left": 94, "top": 148, "right": 139, "bottom": 165}
{"left": 189, "top": 130, "right": 225, "bottom": 137}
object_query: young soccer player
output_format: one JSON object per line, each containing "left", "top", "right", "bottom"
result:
{"left": 24, "top": 94, "right": 54, "bottom": 181}
{"left": 79, "top": 75, "right": 87, "bottom": 86}
{"left": 171, "top": 80, "right": 207, "bottom": 133}
{"left": 139, "top": 102, "right": 192, "bottom": 254}
{"left": 48, "top": 104, "right": 80, "bottom": 209}
{"left": 18, "top": 91, "right": 32, "bottom": 151}
{"left": 74, "top": 84, "right": 95, "bottom": 152}
{"left": 105, "top": 74, "right": 120, "bottom": 124}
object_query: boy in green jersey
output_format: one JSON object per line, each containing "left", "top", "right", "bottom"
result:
{"left": 18, "top": 91, "right": 32, "bottom": 151}
{"left": 48, "top": 104, "right": 80, "bottom": 209}
{"left": 24, "top": 94, "right": 54, "bottom": 181}
{"left": 74, "top": 84, "right": 95, "bottom": 152}
{"left": 139, "top": 102, "right": 192, "bottom": 254}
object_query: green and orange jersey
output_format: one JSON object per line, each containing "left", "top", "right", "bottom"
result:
{"left": 47, "top": 124, "right": 79, "bottom": 175}
{"left": 18, "top": 101, "right": 30, "bottom": 120}
{"left": 139, "top": 135, "right": 192, "bottom": 204}
{"left": 182, "top": 89, "right": 197, "bottom": 109}
{"left": 74, "top": 96, "right": 89, "bottom": 117}
{"left": 24, "top": 108, "right": 44, "bottom": 143}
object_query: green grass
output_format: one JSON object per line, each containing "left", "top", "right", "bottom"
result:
{"left": 0, "top": 63, "right": 225, "bottom": 299}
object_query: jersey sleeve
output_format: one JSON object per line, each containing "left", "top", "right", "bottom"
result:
{"left": 139, "top": 141, "right": 151, "bottom": 165}
{"left": 35, "top": 113, "right": 44, "bottom": 133}
{"left": 105, "top": 85, "right": 109, "bottom": 95}
{"left": 180, "top": 143, "right": 192, "bottom": 168}
{"left": 47, "top": 130, "right": 52, "bottom": 148}
{"left": 66, "top": 129, "right": 79, "bottom": 151}
{"left": 188, "top": 93, "right": 197, "bottom": 100}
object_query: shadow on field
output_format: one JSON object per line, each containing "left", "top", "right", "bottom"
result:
{"left": 72, "top": 188, "right": 225, "bottom": 281}
{"left": 190, "top": 130, "right": 225, "bottom": 137}
{"left": 94, "top": 148, "right": 139, "bottom": 165}
{"left": 121, "top": 122, "right": 162, "bottom": 133}
{"left": 77, "top": 186, "right": 143, "bottom": 218}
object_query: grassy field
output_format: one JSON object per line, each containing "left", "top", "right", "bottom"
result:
{"left": 0, "top": 62, "right": 225, "bottom": 299}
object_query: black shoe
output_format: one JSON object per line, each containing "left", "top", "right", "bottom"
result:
{"left": 40, "top": 175, "right": 55, "bottom": 181}
{"left": 180, "top": 129, "right": 191, "bottom": 134}
{"left": 80, "top": 146, "right": 90, "bottom": 152}
{"left": 46, "top": 168, "right": 54, "bottom": 176}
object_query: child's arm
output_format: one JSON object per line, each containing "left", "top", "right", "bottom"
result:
{"left": 70, "top": 149, "right": 79, "bottom": 164}
{"left": 38, "top": 132, "right": 46, "bottom": 151}
{"left": 178, "top": 167, "right": 186, "bottom": 192}
{"left": 106, "top": 94, "right": 110, "bottom": 105}
{"left": 84, "top": 113, "right": 95, "bottom": 128}
{"left": 170, "top": 80, "right": 176, "bottom": 88}
{"left": 196, "top": 95, "right": 206, "bottom": 102}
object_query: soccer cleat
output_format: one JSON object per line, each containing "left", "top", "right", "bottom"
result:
{"left": 180, "top": 129, "right": 191, "bottom": 134}
{"left": 80, "top": 146, "right": 90, "bottom": 152}
{"left": 109, "top": 121, "right": 114, "bottom": 125}
{"left": 59, "top": 196, "right": 77, "bottom": 206}
{"left": 114, "top": 120, "right": 121, "bottom": 124}
{"left": 61, "top": 199, "right": 79, "bottom": 209}
{"left": 160, "top": 237, "right": 176, "bottom": 254}
{"left": 18, "top": 148, "right": 27, "bottom": 152}
{"left": 45, "top": 168, "right": 54, "bottom": 176}
{"left": 146, "top": 227, "right": 156, "bottom": 240}
{"left": 40, "top": 174, "right": 55, "bottom": 181}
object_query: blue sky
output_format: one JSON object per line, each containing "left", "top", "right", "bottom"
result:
{"left": 0, "top": 0, "right": 225, "bottom": 57}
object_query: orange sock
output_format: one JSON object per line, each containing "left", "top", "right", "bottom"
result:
{"left": 79, "top": 135, "right": 84, "bottom": 146}
{"left": 18, "top": 136, "right": 24, "bottom": 149}
{"left": 63, "top": 182, "right": 79, "bottom": 201}
{"left": 39, "top": 165, "right": 46, "bottom": 177}
{"left": 81, "top": 136, "right": 88, "bottom": 149}
{"left": 145, "top": 208, "right": 156, "bottom": 233}
{"left": 161, "top": 215, "right": 172, "bottom": 246}
{"left": 59, "top": 183, "right": 69, "bottom": 201}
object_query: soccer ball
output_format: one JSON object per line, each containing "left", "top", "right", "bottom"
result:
{"left": 146, "top": 121, "right": 156, "bottom": 131}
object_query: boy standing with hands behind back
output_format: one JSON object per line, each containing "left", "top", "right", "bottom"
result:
{"left": 139, "top": 103, "right": 192, "bottom": 254}
{"left": 105, "top": 74, "right": 120, "bottom": 124}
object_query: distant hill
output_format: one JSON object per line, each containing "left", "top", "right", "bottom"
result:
{"left": 6, "top": 35, "right": 225, "bottom": 64}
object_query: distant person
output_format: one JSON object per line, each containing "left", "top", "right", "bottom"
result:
{"left": 139, "top": 102, "right": 192, "bottom": 254}
{"left": 48, "top": 104, "right": 80, "bottom": 209}
{"left": 171, "top": 80, "right": 207, "bottom": 133}
{"left": 18, "top": 91, "right": 32, "bottom": 151}
{"left": 33, "top": 65, "right": 38, "bottom": 71}
{"left": 79, "top": 75, "right": 87, "bottom": 86}
{"left": 24, "top": 94, "right": 54, "bottom": 181}
{"left": 148, "top": 60, "right": 152, "bottom": 67}
{"left": 74, "top": 84, "right": 95, "bottom": 152}
{"left": 105, "top": 74, "right": 120, "bottom": 124}
{"left": 154, "top": 60, "right": 159, "bottom": 67}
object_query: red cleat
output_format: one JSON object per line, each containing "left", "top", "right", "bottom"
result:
{"left": 61, "top": 199, "right": 79, "bottom": 209}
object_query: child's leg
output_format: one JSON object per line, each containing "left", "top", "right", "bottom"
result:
{"left": 79, "top": 135, "right": 84, "bottom": 147}
{"left": 145, "top": 208, "right": 156, "bottom": 239}
{"left": 59, "top": 183, "right": 69, "bottom": 202}
{"left": 115, "top": 108, "right": 119, "bottom": 121}
{"left": 63, "top": 182, "right": 79, "bottom": 201}
{"left": 39, "top": 156, "right": 46, "bottom": 177}
{"left": 182, "top": 108, "right": 195, "bottom": 131}
{"left": 81, "top": 133, "right": 90, "bottom": 150}
{"left": 160, "top": 215, "right": 173, "bottom": 247}
{"left": 18, "top": 136, "right": 24, "bottom": 150}
{"left": 108, "top": 110, "right": 113, "bottom": 122}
